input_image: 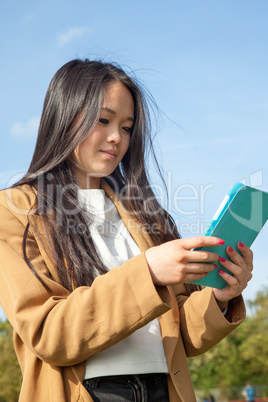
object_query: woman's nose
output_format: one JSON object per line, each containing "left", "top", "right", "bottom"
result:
{"left": 107, "top": 127, "right": 121, "bottom": 143}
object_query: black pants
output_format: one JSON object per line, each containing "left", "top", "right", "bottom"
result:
{"left": 83, "top": 373, "right": 170, "bottom": 402}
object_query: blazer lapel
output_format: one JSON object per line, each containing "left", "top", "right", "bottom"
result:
{"left": 101, "top": 180, "right": 182, "bottom": 377}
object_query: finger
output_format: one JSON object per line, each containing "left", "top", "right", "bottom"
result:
{"left": 219, "top": 256, "right": 243, "bottom": 277}
{"left": 218, "top": 268, "right": 240, "bottom": 287}
{"left": 184, "top": 272, "right": 210, "bottom": 282}
{"left": 218, "top": 266, "right": 252, "bottom": 292}
{"left": 178, "top": 236, "right": 225, "bottom": 251}
{"left": 225, "top": 246, "right": 247, "bottom": 271}
{"left": 219, "top": 256, "right": 253, "bottom": 283}
{"left": 187, "top": 262, "right": 218, "bottom": 274}
{"left": 237, "top": 242, "right": 254, "bottom": 271}
{"left": 184, "top": 249, "right": 220, "bottom": 263}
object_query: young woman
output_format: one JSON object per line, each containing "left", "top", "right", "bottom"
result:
{"left": 0, "top": 59, "right": 253, "bottom": 402}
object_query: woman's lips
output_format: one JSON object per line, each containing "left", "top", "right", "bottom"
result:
{"left": 100, "top": 149, "right": 117, "bottom": 158}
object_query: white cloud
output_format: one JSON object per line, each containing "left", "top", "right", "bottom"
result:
{"left": 11, "top": 116, "right": 40, "bottom": 138}
{"left": 57, "top": 27, "right": 87, "bottom": 46}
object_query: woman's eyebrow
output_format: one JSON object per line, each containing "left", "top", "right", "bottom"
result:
{"left": 102, "top": 107, "right": 116, "bottom": 115}
{"left": 101, "top": 107, "right": 134, "bottom": 122}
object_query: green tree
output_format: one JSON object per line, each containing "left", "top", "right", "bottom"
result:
{"left": 0, "top": 320, "right": 22, "bottom": 402}
{"left": 188, "top": 286, "right": 268, "bottom": 398}
{"left": 240, "top": 287, "right": 268, "bottom": 385}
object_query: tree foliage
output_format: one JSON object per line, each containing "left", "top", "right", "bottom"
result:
{"left": 0, "top": 320, "right": 22, "bottom": 402}
{"left": 188, "top": 286, "right": 268, "bottom": 398}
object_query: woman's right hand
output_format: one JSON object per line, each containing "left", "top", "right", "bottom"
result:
{"left": 145, "top": 236, "right": 224, "bottom": 286}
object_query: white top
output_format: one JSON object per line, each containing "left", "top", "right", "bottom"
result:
{"left": 78, "top": 189, "right": 168, "bottom": 379}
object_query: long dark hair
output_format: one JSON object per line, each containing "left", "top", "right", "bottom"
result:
{"left": 14, "top": 59, "right": 184, "bottom": 292}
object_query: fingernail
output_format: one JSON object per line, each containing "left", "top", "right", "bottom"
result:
{"left": 219, "top": 269, "right": 225, "bottom": 274}
{"left": 220, "top": 257, "right": 226, "bottom": 262}
{"left": 219, "top": 239, "right": 225, "bottom": 245}
{"left": 239, "top": 242, "right": 245, "bottom": 247}
{"left": 228, "top": 247, "right": 233, "bottom": 252}
{"left": 213, "top": 264, "right": 218, "bottom": 269}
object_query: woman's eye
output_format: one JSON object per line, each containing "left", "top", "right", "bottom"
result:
{"left": 99, "top": 118, "right": 109, "bottom": 125}
{"left": 122, "top": 126, "right": 133, "bottom": 134}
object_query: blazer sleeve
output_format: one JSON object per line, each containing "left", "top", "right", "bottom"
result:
{"left": 172, "top": 283, "right": 246, "bottom": 357}
{"left": 0, "top": 187, "right": 172, "bottom": 366}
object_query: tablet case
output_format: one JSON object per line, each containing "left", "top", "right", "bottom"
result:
{"left": 189, "top": 183, "right": 268, "bottom": 289}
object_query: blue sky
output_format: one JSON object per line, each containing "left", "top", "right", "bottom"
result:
{"left": 1, "top": 0, "right": 268, "bottom": 319}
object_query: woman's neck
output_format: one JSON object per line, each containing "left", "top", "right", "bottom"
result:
{"left": 76, "top": 173, "right": 101, "bottom": 189}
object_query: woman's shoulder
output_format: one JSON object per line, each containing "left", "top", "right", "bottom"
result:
{"left": 0, "top": 184, "right": 37, "bottom": 216}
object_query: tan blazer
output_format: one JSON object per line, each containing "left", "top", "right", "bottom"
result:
{"left": 0, "top": 182, "right": 246, "bottom": 402}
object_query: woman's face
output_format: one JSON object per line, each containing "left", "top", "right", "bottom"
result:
{"left": 72, "top": 81, "right": 135, "bottom": 189}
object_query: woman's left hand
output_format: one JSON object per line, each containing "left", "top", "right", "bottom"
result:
{"left": 213, "top": 242, "right": 253, "bottom": 306}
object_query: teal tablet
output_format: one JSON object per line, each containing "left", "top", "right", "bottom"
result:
{"left": 189, "top": 183, "right": 268, "bottom": 289}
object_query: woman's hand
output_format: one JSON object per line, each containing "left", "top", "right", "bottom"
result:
{"left": 145, "top": 236, "right": 223, "bottom": 286}
{"left": 213, "top": 242, "right": 253, "bottom": 305}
